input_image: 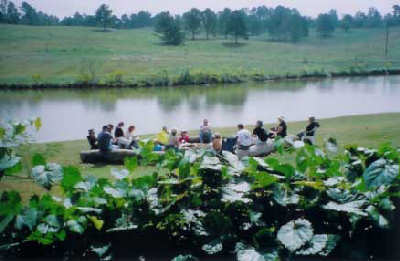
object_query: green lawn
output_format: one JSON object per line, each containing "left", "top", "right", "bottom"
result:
{"left": 1, "top": 113, "right": 400, "bottom": 202}
{"left": 0, "top": 24, "right": 399, "bottom": 84}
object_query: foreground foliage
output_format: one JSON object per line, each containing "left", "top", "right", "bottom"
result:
{"left": 1, "top": 135, "right": 400, "bottom": 260}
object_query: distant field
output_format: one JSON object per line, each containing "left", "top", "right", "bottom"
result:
{"left": 0, "top": 24, "right": 400, "bottom": 85}
{"left": 1, "top": 113, "right": 400, "bottom": 202}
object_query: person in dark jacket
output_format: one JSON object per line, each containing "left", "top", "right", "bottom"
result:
{"left": 115, "top": 122, "right": 124, "bottom": 138}
{"left": 297, "top": 116, "right": 320, "bottom": 144}
{"left": 87, "top": 129, "right": 98, "bottom": 150}
{"left": 253, "top": 120, "right": 268, "bottom": 142}
{"left": 98, "top": 126, "right": 114, "bottom": 152}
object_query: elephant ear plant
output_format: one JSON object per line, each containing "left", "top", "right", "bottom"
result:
{"left": 1, "top": 132, "right": 400, "bottom": 260}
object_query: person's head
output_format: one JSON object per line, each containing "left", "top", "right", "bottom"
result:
{"left": 128, "top": 125, "right": 135, "bottom": 132}
{"left": 107, "top": 124, "right": 114, "bottom": 132}
{"left": 256, "top": 120, "right": 263, "bottom": 128}
{"left": 308, "top": 116, "right": 316, "bottom": 123}
{"left": 203, "top": 119, "right": 209, "bottom": 126}
{"left": 118, "top": 122, "right": 124, "bottom": 127}
{"left": 237, "top": 124, "right": 244, "bottom": 130}
{"left": 88, "top": 129, "right": 95, "bottom": 136}
{"left": 278, "top": 116, "right": 285, "bottom": 123}
{"left": 214, "top": 133, "right": 221, "bottom": 140}
{"left": 102, "top": 125, "right": 108, "bottom": 132}
{"left": 171, "top": 128, "right": 177, "bottom": 136}
{"left": 162, "top": 126, "right": 168, "bottom": 133}
{"left": 181, "top": 130, "right": 188, "bottom": 137}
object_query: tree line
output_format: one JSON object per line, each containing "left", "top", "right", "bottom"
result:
{"left": 1, "top": 1, "right": 400, "bottom": 44}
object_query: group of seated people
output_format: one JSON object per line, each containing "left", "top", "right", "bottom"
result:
{"left": 86, "top": 116, "right": 320, "bottom": 158}
{"left": 87, "top": 122, "right": 139, "bottom": 152}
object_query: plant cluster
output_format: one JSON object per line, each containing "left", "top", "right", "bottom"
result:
{"left": 1, "top": 136, "right": 400, "bottom": 260}
{"left": 0, "top": 118, "right": 41, "bottom": 181}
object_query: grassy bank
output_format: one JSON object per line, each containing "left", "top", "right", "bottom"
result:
{"left": 1, "top": 113, "right": 400, "bottom": 201}
{"left": 1, "top": 24, "right": 400, "bottom": 86}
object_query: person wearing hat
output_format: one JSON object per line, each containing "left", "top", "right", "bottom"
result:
{"left": 87, "top": 129, "right": 98, "bottom": 150}
{"left": 270, "top": 116, "right": 287, "bottom": 138}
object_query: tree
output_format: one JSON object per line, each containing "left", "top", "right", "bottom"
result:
{"left": 95, "top": 4, "right": 112, "bottom": 31}
{"left": 154, "top": 12, "right": 184, "bottom": 45}
{"left": 328, "top": 9, "right": 339, "bottom": 27}
{"left": 353, "top": 11, "right": 367, "bottom": 28}
{"left": 0, "top": 0, "right": 8, "bottom": 23}
{"left": 288, "top": 14, "right": 308, "bottom": 42}
{"left": 340, "top": 14, "right": 353, "bottom": 32}
{"left": 218, "top": 8, "right": 232, "bottom": 39}
{"left": 21, "top": 1, "right": 38, "bottom": 25}
{"left": 316, "top": 13, "right": 335, "bottom": 38}
{"left": 226, "top": 10, "right": 248, "bottom": 44}
{"left": 393, "top": 4, "right": 400, "bottom": 25}
{"left": 183, "top": 8, "right": 202, "bottom": 40}
{"left": 366, "top": 7, "right": 382, "bottom": 27}
{"left": 201, "top": 9, "right": 217, "bottom": 40}
{"left": 136, "top": 11, "right": 152, "bottom": 27}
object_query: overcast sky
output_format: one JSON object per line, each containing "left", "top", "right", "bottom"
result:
{"left": 13, "top": 0, "right": 398, "bottom": 18}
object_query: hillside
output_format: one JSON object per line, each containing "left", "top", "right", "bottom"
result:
{"left": 0, "top": 24, "right": 400, "bottom": 85}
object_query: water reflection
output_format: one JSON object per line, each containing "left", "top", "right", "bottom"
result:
{"left": 0, "top": 76, "right": 399, "bottom": 142}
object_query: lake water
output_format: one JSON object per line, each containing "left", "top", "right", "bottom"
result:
{"left": 1, "top": 75, "right": 400, "bottom": 142}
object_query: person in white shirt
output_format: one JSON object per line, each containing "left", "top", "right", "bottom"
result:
{"left": 236, "top": 124, "right": 253, "bottom": 158}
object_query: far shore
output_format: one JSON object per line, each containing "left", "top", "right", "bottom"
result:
{"left": 1, "top": 69, "right": 400, "bottom": 90}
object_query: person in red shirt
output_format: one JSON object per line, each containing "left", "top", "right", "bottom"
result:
{"left": 179, "top": 130, "right": 190, "bottom": 144}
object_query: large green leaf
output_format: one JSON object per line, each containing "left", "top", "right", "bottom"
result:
{"left": 0, "top": 191, "right": 22, "bottom": 216}
{"left": 0, "top": 214, "right": 14, "bottom": 233}
{"left": 124, "top": 157, "right": 138, "bottom": 172}
{"left": 273, "top": 184, "right": 299, "bottom": 207}
{"left": 277, "top": 219, "right": 314, "bottom": 252}
{"left": 15, "top": 208, "right": 39, "bottom": 231}
{"left": 66, "top": 219, "right": 85, "bottom": 234}
{"left": 296, "top": 234, "right": 339, "bottom": 256}
{"left": 363, "top": 158, "right": 399, "bottom": 189}
{"left": 222, "top": 181, "right": 251, "bottom": 203}
{"left": 366, "top": 206, "right": 389, "bottom": 228}
{"left": 110, "top": 168, "right": 129, "bottom": 180}
{"left": 61, "top": 166, "right": 83, "bottom": 192}
{"left": 171, "top": 254, "right": 198, "bottom": 261}
{"left": 201, "top": 239, "right": 223, "bottom": 254}
{"left": 200, "top": 156, "right": 221, "bottom": 171}
{"left": 0, "top": 154, "right": 20, "bottom": 171}
{"left": 31, "top": 163, "right": 63, "bottom": 190}
{"left": 322, "top": 200, "right": 368, "bottom": 216}
{"left": 91, "top": 243, "right": 111, "bottom": 258}
{"left": 295, "top": 234, "right": 327, "bottom": 255}
{"left": 237, "top": 249, "right": 265, "bottom": 261}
